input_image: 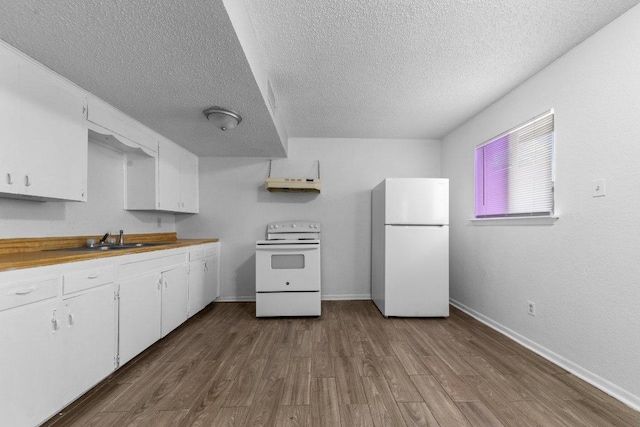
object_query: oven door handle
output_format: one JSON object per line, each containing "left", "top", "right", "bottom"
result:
{"left": 256, "top": 245, "right": 319, "bottom": 251}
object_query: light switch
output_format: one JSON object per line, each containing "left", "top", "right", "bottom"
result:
{"left": 593, "top": 178, "right": 606, "bottom": 197}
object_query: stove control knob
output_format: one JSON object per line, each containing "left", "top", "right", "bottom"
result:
{"left": 309, "top": 224, "right": 313, "bottom": 228}
{"left": 274, "top": 224, "right": 279, "bottom": 229}
{"left": 292, "top": 224, "right": 296, "bottom": 228}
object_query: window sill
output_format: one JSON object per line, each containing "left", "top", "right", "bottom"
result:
{"left": 469, "top": 216, "right": 558, "bottom": 226}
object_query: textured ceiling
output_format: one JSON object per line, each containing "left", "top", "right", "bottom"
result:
{"left": 0, "top": 0, "right": 284, "bottom": 157}
{"left": 243, "top": 0, "right": 639, "bottom": 139}
{"left": 0, "top": 0, "right": 638, "bottom": 157}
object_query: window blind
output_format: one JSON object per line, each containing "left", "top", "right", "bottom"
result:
{"left": 475, "top": 111, "right": 554, "bottom": 218}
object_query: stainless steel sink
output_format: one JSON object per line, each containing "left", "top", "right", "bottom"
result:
{"left": 59, "top": 245, "right": 130, "bottom": 252}
{"left": 52, "top": 242, "right": 170, "bottom": 252}
{"left": 118, "top": 242, "right": 168, "bottom": 248}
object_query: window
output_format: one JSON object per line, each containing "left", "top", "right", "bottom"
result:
{"left": 475, "top": 110, "right": 554, "bottom": 218}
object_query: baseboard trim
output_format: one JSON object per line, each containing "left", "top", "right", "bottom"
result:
{"left": 216, "top": 294, "right": 372, "bottom": 303}
{"left": 216, "top": 296, "right": 255, "bottom": 302}
{"left": 449, "top": 298, "right": 640, "bottom": 412}
{"left": 322, "top": 294, "right": 371, "bottom": 301}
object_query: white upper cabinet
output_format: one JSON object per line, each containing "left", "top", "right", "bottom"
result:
{"left": 158, "top": 137, "right": 199, "bottom": 213}
{"left": 124, "top": 137, "right": 199, "bottom": 213}
{"left": 0, "top": 43, "right": 87, "bottom": 202}
{"left": 179, "top": 148, "right": 199, "bottom": 213}
{"left": 158, "top": 137, "right": 182, "bottom": 211}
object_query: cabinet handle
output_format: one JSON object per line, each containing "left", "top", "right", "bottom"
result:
{"left": 25, "top": 175, "right": 31, "bottom": 187}
{"left": 6, "top": 173, "right": 12, "bottom": 185}
{"left": 157, "top": 278, "right": 162, "bottom": 290}
{"left": 164, "top": 279, "right": 168, "bottom": 289}
{"left": 68, "top": 312, "right": 75, "bottom": 326}
{"left": 51, "top": 312, "right": 60, "bottom": 331}
{"left": 204, "top": 262, "right": 208, "bottom": 272}
{"left": 11, "top": 286, "right": 37, "bottom": 296}
{"left": 87, "top": 273, "right": 100, "bottom": 279}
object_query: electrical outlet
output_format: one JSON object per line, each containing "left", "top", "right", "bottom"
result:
{"left": 593, "top": 178, "right": 606, "bottom": 197}
{"left": 527, "top": 301, "right": 536, "bottom": 316}
{"left": 156, "top": 217, "right": 162, "bottom": 228}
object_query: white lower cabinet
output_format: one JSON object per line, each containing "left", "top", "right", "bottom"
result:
{"left": 0, "top": 265, "right": 116, "bottom": 427}
{"left": 188, "top": 243, "right": 220, "bottom": 317}
{"left": 118, "top": 270, "right": 162, "bottom": 365}
{"left": 117, "top": 251, "right": 188, "bottom": 365}
{"left": 0, "top": 296, "right": 63, "bottom": 427}
{"left": 0, "top": 243, "right": 215, "bottom": 426}
{"left": 204, "top": 245, "right": 220, "bottom": 304}
{"left": 188, "top": 258, "right": 207, "bottom": 316}
{"left": 62, "top": 284, "right": 116, "bottom": 404}
{"left": 161, "top": 264, "right": 189, "bottom": 336}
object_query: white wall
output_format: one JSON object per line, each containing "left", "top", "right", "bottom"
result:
{"left": 0, "top": 141, "right": 176, "bottom": 238}
{"left": 441, "top": 5, "right": 640, "bottom": 408}
{"left": 176, "top": 137, "right": 441, "bottom": 300}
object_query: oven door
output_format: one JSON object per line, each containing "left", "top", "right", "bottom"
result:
{"left": 256, "top": 243, "right": 320, "bottom": 292}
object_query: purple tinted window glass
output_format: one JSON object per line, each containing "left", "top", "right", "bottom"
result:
{"left": 475, "top": 136, "right": 509, "bottom": 216}
{"left": 475, "top": 147, "right": 485, "bottom": 216}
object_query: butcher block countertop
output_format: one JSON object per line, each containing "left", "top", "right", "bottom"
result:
{"left": 0, "top": 232, "right": 218, "bottom": 272}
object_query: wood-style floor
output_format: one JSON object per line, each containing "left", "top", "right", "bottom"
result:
{"left": 44, "top": 301, "right": 639, "bottom": 426}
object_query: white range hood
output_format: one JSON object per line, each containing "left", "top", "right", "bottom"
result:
{"left": 265, "top": 178, "right": 321, "bottom": 193}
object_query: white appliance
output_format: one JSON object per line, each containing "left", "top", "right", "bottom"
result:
{"left": 256, "top": 221, "right": 321, "bottom": 317}
{"left": 371, "top": 178, "right": 449, "bottom": 317}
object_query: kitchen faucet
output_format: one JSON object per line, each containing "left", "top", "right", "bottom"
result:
{"left": 119, "top": 229, "right": 124, "bottom": 245}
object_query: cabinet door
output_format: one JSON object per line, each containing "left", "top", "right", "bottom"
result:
{"left": 19, "top": 59, "right": 87, "bottom": 201}
{"left": 180, "top": 150, "right": 199, "bottom": 213}
{"left": 204, "top": 254, "right": 220, "bottom": 304}
{"left": 161, "top": 264, "right": 189, "bottom": 337}
{"left": 189, "top": 260, "right": 206, "bottom": 316}
{"left": 119, "top": 271, "right": 162, "bottom": 365}
{"left": 0, "top": 45, "right": 23, "bottom": 196}
{"left": 0, "top": 300, "right": 64, "bottom": 427}
{"left": 62, "top": 284, "right": 116, "bottom": 403}
{"left": 158, "top": 138, "right": 181, "bottom": 211}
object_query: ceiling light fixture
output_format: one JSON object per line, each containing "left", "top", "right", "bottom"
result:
{"left": 203, "top": 106, "right": 242, "bottom": 131}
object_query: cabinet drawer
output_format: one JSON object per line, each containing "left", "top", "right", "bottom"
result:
{"left": 0, "top": 277, "right": 58, "bottom": 312}
{"left": 63, "top": 266, "right": 115, "bottom": 295}
{"left": 189, "top": 249, "right": 205, "bottom": 262}
{"left": 204, "top": 245, "right": 218, "bottom": 258}
{"left": 119, "top": 253, "right": 187, "bottom": 279}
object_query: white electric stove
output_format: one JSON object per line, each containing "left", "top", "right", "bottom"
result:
{"left": 255, "top": 221, "right": 321, "bottom": 317}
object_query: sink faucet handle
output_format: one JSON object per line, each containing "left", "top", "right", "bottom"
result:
{"left": 119, "top": 229, "right": 124, "bottom": 245}
{"left": 99, "top": 232, "right": 110, "bottom": 244}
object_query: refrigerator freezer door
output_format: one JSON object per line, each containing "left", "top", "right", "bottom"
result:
{"left": 384, "top": 225, "right": 449, "bottom": 317}
{"left": 384, "top": 178, "right": 449, "bottom": 225}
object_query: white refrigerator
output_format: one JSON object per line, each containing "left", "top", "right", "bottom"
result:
{"left": 371, "top": 178, "right": 449, "bottom": 317}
